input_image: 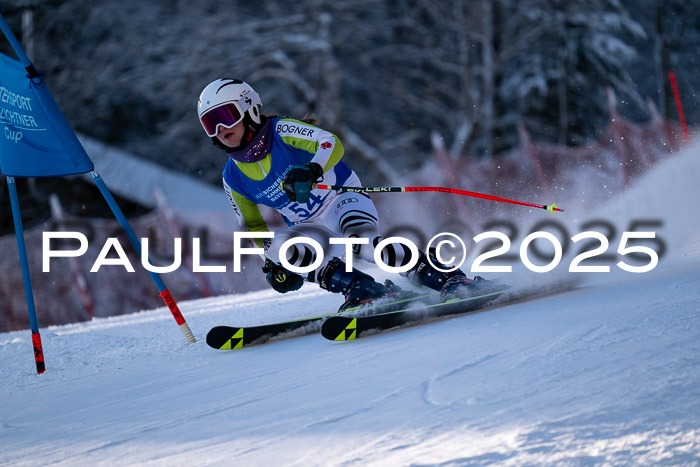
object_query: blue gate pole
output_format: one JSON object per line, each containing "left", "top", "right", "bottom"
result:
{"left": 0, "top": 13, "right": 40, "bottom": 78}
{"left": 6, "top": 176, "right": 46, "bottom": 373}
{"left": 90, "top": 171, "right": 196, "bottom": 343}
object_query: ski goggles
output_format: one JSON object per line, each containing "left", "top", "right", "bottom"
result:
{"left": 200, "top": 94, "right": 258, "bottom": 137}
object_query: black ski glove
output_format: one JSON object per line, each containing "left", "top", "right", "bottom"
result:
{"left": 283, "top": 162, "right": 324, "bottom": 203}
{"left": 262, "top": 259, "right": 304, "bottom": 293}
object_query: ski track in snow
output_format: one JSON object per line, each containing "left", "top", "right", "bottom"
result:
{"left": 2, "top": 143, "right": 700, "bottom": 465}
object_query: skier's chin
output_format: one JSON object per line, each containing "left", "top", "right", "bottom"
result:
{"left": 223, "top": 135, "right": 240, "bottom": 147}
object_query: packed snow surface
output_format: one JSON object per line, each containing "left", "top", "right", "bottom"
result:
{"left": 2, "top": 143, "right": 700, "bottom": 465}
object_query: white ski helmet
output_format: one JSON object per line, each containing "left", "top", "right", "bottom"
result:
{"left": 197, "top": 79, "right": 262, "bottom": 137}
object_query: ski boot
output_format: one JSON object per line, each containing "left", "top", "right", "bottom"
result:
{"left": 438, "top": 274, "right": 488, "bottom": 302}
{"left": 405, "top": 249, "right": 489, "bottom": 303}
{"left": 318, "top": 257, "right": 408, "bottom": 312}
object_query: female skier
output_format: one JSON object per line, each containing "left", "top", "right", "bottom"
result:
{"left": 197, "top": 78, "right": 480, "bottom": 310}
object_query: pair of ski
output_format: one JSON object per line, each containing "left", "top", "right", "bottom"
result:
{"left": 206, "top": 285, "right": 512, "bottom": 350}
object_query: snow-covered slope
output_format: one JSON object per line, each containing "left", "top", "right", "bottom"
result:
{"left": 1, "top": 143, "right": 699, "bottom": 465}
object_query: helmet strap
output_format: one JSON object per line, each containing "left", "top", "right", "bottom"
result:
{"left": 244, "top": 126, "right": 255, "bottom": 144}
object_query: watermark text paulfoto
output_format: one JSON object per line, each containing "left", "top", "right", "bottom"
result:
{"left": 42, "top": 219, "right": 664, "bottom": 275}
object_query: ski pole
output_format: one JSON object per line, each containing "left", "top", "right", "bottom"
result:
{"left": 314, "top": 184, "right": 564, "bottom": 213}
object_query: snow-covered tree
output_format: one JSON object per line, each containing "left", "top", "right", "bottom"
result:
{"left": 1, "top": 0, "right": 697, "bottom": 190}
{"left": 499, "top": 0, "right": 647, "bottom": 146}
{"left": 635, "top": 0, "right": 700, "bottom": 120}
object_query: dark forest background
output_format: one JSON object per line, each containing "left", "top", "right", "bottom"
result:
{"left": 0, "top": 0, "right": 698, "bottom": 225}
